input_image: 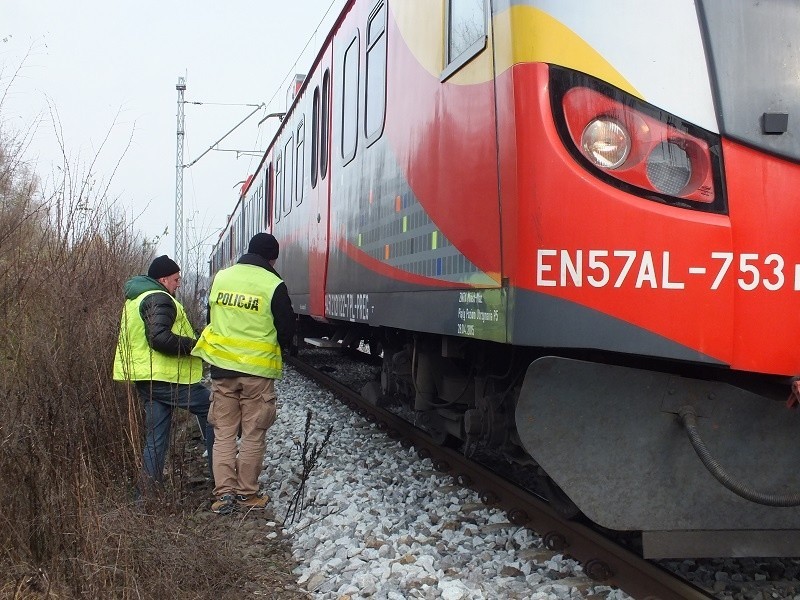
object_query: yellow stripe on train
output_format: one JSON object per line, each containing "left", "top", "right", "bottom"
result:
{"left": 391, "top": 2, "right": 640, "bottom": 99}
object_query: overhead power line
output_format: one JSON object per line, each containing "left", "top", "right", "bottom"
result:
{"left": 182, "top": 103, "right": 265, "bottom": 169}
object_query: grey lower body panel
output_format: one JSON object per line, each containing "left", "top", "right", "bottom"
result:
{"left": 511, "top": 289, "right": 724, "bottom": 365}
{"left": 515, "top": 356, "right": 800, "bottom": 557}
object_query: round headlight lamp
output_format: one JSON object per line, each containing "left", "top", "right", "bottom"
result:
{"left": 581, "top": 118, "right": 631, "bottom": 169}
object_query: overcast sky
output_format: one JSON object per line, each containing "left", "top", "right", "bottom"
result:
{"left": 1, "top": 0, "right": 345, "bottom": 265}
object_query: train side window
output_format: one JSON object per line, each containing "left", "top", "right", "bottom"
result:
{"left": 264, "top": 163, "right": 272, "bottom": 229}
{"left": 245, "top": 198, "right": 251, "bottom": 242}
{"left": 239, "top": 212, "right": 245, "bottom": 254}
{"left": 296, "top": 119, "right": 305, "bottom": 206}
{"left": 253, "top": 194, "right": 257, "bottom": 237}
{"left": 251, "top": 182, "right": 260, "bottom": 237}
{"left": 321, "top": 69, "right": 330, "bottom": 179}
{"left": 251, "top": 193, "right": 257, "bottom": 238}
{"left": 244, "top": 198, "right": 250, "bottom": 241}
{"left": 275, "top": 154, "right": 283, "bottom": 223}
{"left": 283, "top": 135, "right": 294, "bottom": 216}
{"left": 341, "top": 34, "right": 360, "bottom": 165}
{"left": 365, "top": 1, "right": 387, "bottom": 144}
{"left": 311, "top": 87, "right": 320, "bottom": 189}
{"left": 442, "top": 0, "right": 487, "bottom": 81}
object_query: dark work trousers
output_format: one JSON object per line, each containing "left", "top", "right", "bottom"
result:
{"left": 135, "top": 381, "right": 214, "bottom": 492}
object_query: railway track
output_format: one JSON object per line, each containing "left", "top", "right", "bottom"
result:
{"left": 287, "top": 349, "right": 715, "bottom": 600}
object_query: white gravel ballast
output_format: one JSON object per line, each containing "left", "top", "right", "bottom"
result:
{"left": 258, "top": 366, "right": 631, "bottom": 600}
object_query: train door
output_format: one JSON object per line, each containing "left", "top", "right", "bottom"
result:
{"left": 307, "top": 47, "right": 333, "bottom": 319}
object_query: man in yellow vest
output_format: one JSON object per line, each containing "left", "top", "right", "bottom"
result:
{"left": 113, "top": 255, "right": 213, "bottom": 495}
{"left": 192, "top": 233, "right": 295, "bottom": 515}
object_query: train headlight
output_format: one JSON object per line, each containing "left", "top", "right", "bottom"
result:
{"left": 581, "top": 118, "right": 631, "bottom": 169}
{"left": 646, "top": 141, "right": 692, "bottom": 196}
{"left": 555, "top": 69, "right": 724, "bottom": 213}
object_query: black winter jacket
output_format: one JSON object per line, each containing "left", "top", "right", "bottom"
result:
{"left": 123, "top": 275, "right": 196, "bottom": 357}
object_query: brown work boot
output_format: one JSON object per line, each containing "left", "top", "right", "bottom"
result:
{"left": 235, "top": 491, "right": 270, "bottom": 509}
{"left": 211, "top": 494, "right": 236, "bottom": 515}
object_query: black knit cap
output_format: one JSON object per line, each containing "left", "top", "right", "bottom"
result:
{"left": 147, "top": 255, "right": 181, "bottom": 279}
{"left": 248, "top": 232, "right": 279, "bottom": 261}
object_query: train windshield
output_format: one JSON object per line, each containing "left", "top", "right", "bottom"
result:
{"left": 698, "top": 0, "right": 800, "bottom": 162}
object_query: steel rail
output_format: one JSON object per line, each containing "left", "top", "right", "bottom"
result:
{"left": 287, "top": 354, "right": 715, "bottom": 600}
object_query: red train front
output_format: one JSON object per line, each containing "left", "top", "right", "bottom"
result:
{"left": 212, "top": 0, "right": 800, "bottom": 558}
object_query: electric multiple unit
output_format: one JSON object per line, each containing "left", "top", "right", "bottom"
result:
{"left": 210, "top": 0, "right": 800, "bottom": 558}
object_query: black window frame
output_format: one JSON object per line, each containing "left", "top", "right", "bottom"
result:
{"left": 283, "top": 134, "right": 294, "bottom": 217}
{"left": 264, "top": 162, "right": 273, "bottom": 229}
{"left": 274, "top": 153, "right": 283, "bottom": 223}
{"left": 311, "top": 87, "right": 320, "bottom": 189}
{"left": 295, "top": 119, "right": 305, "bottom": 205}
{"left": 321, "top": 69, "right": 331, "bottom": 179}
{"left": 365, "top": 1, "right": 387, "bottom": 145}
{"left": 341, "top": 34, "right": 360, "bottom": 165}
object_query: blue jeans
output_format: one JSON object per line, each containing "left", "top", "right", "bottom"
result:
{"left": 135, "top": 381, "right": 214, "bottom": 490}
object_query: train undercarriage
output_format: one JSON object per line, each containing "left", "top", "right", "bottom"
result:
{"left": 298, "top": 317, "right": 800, "bottom": 559}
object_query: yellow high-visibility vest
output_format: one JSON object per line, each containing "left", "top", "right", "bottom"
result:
{"left": 192, "top": 263, "right": 283, "bottom": 379}
{"left": 113, "top": 290, "right": 202, "bottom": 384}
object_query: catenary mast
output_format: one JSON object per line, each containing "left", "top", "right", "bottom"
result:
{"left": 174, "top": 77, "right": 186, "bottom": 267}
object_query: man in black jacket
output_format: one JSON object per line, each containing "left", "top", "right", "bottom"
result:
{"left": 192, "top": 233, "right": 295, "bottom": 514}
{"left": 113, "top": 255, "right": 213, "bottom": 494}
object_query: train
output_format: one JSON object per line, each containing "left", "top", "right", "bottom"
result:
{"left": 208, "top": 0, "right": 800, "bottom": 559}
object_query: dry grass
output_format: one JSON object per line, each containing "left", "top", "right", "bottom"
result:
{"left": 0, "top": 429, "right": 306, "bottom": 600}
{"left": 0, "top": 108, "right": 304, "bottom": 598}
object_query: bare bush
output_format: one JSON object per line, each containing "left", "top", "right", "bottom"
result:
{"left": 0, "top": 105, "right": 302, "bottom": 596}
{"left": 0, "top": 119, "right": 153, "bottom": 593}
